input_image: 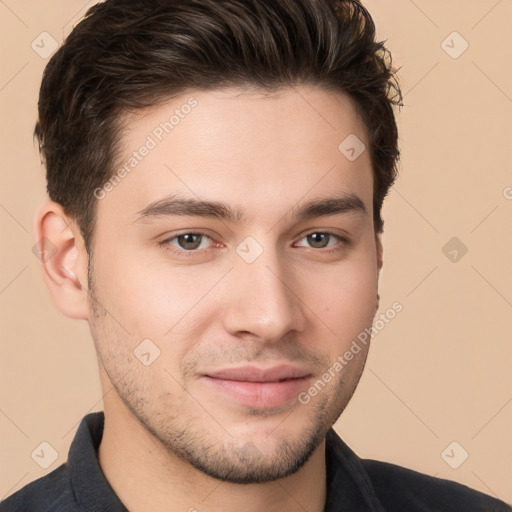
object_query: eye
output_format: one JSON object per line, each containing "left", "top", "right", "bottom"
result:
{"left": 159, "top": 231, "right": 217, "bottom": 256}
{"left": 295, "top": 232, "right": 348, "bottom": 252}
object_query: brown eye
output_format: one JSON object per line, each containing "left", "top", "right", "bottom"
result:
{"left": 296, "top": 232, "right": 347, "bottom": 251}
{"left": 175, "top": 233, "right": 204, "bottom": 250}
{"left": 159, "top": 231, "right": 215, "bottom": 256}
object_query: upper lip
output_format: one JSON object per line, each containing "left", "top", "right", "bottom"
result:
{"left": 204, "top": 365, "right": 311, "bottom": 382}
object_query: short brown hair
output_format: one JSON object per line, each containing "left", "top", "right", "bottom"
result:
{"left": 35, "top": 0, "right": 402, "bottom": 254}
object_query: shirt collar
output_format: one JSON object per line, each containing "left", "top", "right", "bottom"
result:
{"left": 69, "top": 412, "right": 383, "bottom": 511}
{"left": 68, "top": 412, "right": 128, "bottom": 511}
{"left": 324, "top": 428, "right": 386, "bottom": 511}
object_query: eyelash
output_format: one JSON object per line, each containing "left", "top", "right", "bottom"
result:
{"left": 158, "top": 230, "right": 350, "bottom": 257}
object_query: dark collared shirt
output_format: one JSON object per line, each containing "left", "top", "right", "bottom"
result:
{"left": 1, "top": 412, "right": 510, "bottom": 511}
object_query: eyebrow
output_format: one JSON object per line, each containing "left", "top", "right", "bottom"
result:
{"left": 133, "top": 192, "right": 367, "bottom": 224}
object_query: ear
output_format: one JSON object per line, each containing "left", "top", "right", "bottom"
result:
{"left": 33, "top": 200, "right": 90, "bottom": 320}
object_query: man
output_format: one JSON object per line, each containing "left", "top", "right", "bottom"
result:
{"left": 1, "top": 0, "right": 510, "bottom": 510}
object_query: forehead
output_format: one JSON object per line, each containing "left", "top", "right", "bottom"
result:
{"left": 98, "top": 86, "right": 373, "bottom": 227}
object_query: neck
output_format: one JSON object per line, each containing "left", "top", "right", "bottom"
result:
{"left": 98, "top": 392, "right": 327, "bottom": 512}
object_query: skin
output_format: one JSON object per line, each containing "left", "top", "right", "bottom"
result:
{"left": 35, "top": 86, "right": 383, "bottom": 512}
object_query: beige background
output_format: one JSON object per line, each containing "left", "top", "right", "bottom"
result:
{"left": 1, "top": 0, "right": 511, "bottom": 504}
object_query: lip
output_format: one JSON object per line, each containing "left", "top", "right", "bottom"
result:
{"left": 200, "top": 365, "right": 312, "bottom": 409}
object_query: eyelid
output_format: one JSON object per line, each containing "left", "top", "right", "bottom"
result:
{"left": 159, "top": 230, "right": 219, "bottom": 254}
{"left": 295, "top": 231, "right": 348, "bottom": 247}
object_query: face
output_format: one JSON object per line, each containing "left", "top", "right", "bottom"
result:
{"left": 87, "top": 86, "right": 381, "bottom": 483}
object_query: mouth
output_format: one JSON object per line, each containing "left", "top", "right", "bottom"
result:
{"left": 200, "top": 365, "right": 313, "bottom": 409}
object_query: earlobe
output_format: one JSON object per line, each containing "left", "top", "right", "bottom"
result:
{"left": 33, "top": 200, "right": 90, "bottom": 320}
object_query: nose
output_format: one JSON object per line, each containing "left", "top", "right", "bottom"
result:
{"left": 221, "top": 246, "right": 307, "bottom": 343}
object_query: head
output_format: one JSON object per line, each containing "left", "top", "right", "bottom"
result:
{"left": 35, "top": 0, "right": 402, "bottom": 484}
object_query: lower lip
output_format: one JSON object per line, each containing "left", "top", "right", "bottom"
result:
{"left": 201, "top": 375, "right": 311, "bottom": 409}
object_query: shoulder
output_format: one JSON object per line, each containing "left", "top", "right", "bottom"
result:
{"left": 0, "top": 463, "right": 77, "bottom": 512}
{"left": 361, "top": 458, "right": 512, "bottom": 511}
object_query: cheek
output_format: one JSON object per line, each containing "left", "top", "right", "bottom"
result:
{"left": 93, "top": 241, "right": 197, "bottom": 333}
{"left": 307, "top": 257, "right": 378, "bottom": 342}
